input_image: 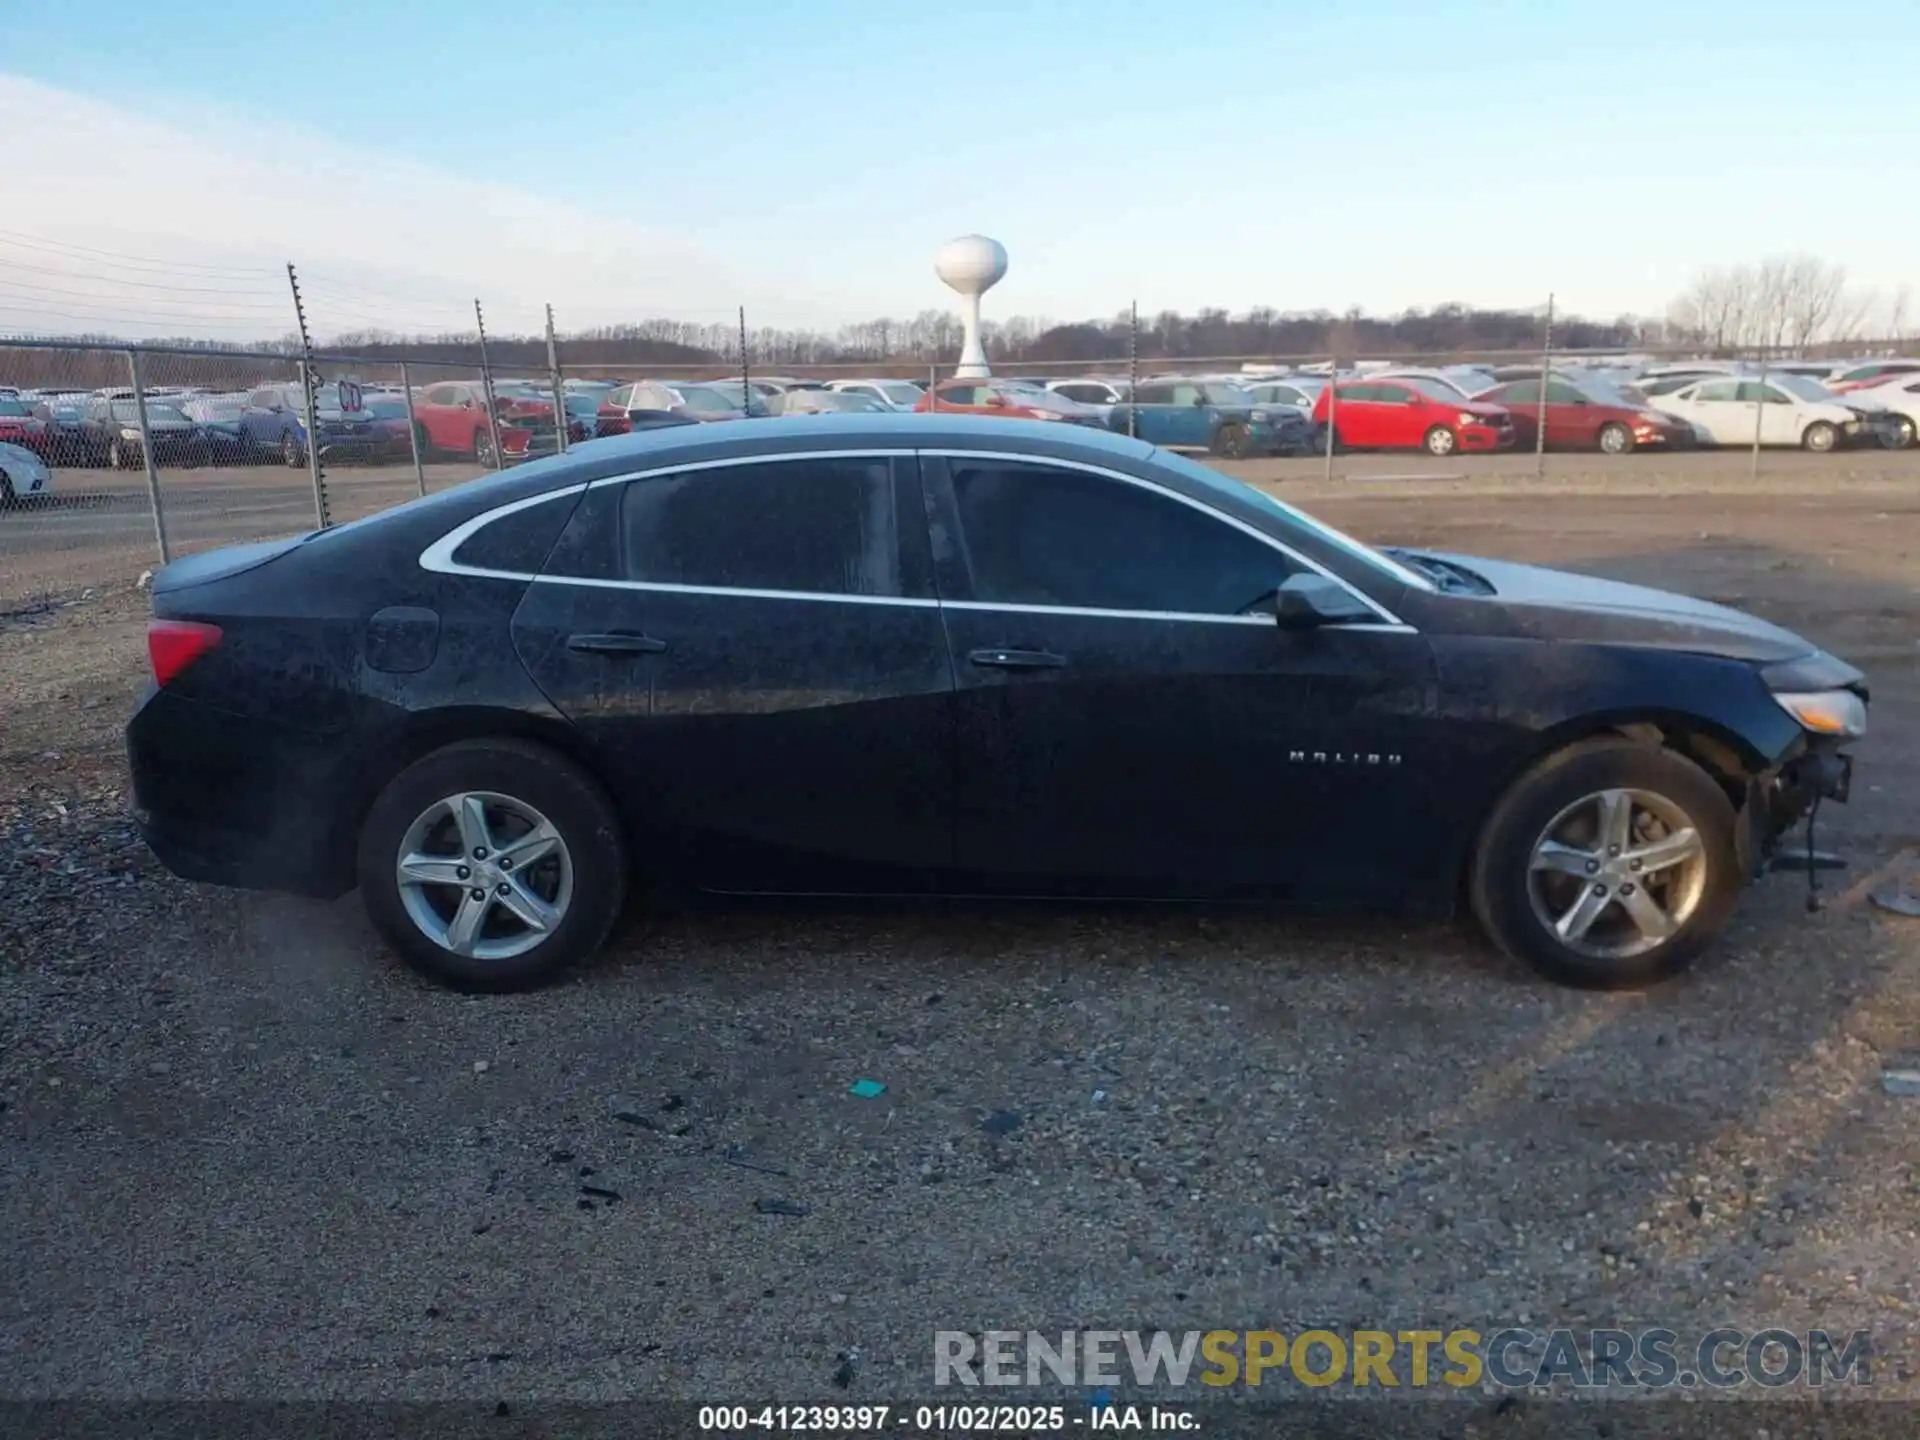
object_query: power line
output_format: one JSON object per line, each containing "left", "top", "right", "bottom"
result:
{"left": 0, "top": 250, "right": 288, "bottom": 300}
{"left": 0, "top": 279, "right": 289, "bottom": 316}
{"left": 0, "top": 228, "right": 284, "bottom": 278}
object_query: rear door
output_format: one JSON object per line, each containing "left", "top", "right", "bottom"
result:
{"left": 510, "top": 450, "right": 955, "bottom": 893}
{"left": 1372, "top": 384, "right": 1423, "bottom": 447}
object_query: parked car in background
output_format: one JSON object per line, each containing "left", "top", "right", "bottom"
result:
{"left": 826, "top": 378, "right": 926, "bottom": 411}
{"left": 1852, "top": 374, "right": 1920, "bottom": 449}
{"left": 915, "top": 380, "right": 1107, "bottom": 427}
{"left": 87, "top": 398, "right": 210, "bottom": 469}
{"left": 31, "top": 399, "right": 96, "bottom": 465}
{"left": 1105, "top": 378, "right": 1292, "bottom": 458}
{"left": 1475, "top": 375, "right": 1694, "bottom": 453}
{"left": 741, "top": 376, "right": 828, "bottom": 401}
{"left": 1044, "top": 377, "right": 1128, "bottom": 410}
{"left": 241, "top": 383, "right": 382, "bottom": 467}
{"left": 411, "top": 381, "right": 539, "bottom": 465}
{"left": 0, "top": 397, "right": 51, "bottom": 459}
{"left": 696, "top": 381, "right": 775, "bottom": 419}
{"left": 180, "top": 394, "right": 254, "bottom": 462}
{"left": 598, "top": 381, "right": 748, "bottom": 432}
{"left": 1240, "top": 376, "right": 1325, "bottom": 412}
{"left": 1827, "top": 359, "right": 1920, "bottom": 394}
{"left": 1652, "top": 375, "right": 1898, "bottom": 451}
{"left": 1368, "top": 368, "right": 1481, "bottom": 403}
{"left": 768, "top": 389, "right": 888, "bottom": 416}
{"left": 1312, "top": 377, "right": 1515, "bottom": 455}
{"left": 362, "top": 397, "right": 420, "bottom": 460}
{"left": 0, "top": 440, "right": 52, "bottom": 503}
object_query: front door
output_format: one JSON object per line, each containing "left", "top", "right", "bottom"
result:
{"left": 922, "top": 454, "right": 1438, "bottom": 902}
{"left": 511, "top": 452, "right": 955, "bottom": 893}
{"left": 1750, "top": 382, "right": 1803, "bottom": 446}
{"left": 1681, "top": 379, "right": 1754, "bottom": 445}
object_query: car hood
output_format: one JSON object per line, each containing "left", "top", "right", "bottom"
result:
{"left": 1403, "top": 550, "right": 1820, "bottom": 663}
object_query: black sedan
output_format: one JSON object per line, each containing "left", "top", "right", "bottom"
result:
{"left": 126, "top": 416, "right": 1867, "bottom": 993}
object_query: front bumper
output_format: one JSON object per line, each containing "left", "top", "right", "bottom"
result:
{"left": 1741, "top": 744, "right": 1854, "bottom": 876}
{"left": 1461, "top": 424, "right": 1515, "bottom": 452}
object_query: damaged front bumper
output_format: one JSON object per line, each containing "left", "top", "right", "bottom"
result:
{"left": 1740, "top": 743, "right": 1855, "bottom": 878}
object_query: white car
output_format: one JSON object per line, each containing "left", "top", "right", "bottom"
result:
{"left": 825, "top": 378, "right": 925, "bottom": 412}
{"left": 0, "top": 440, "right": 53, "bottom": 503}
{"left": 1852, "top": 374, "right": 1920, "bottom": 448}
{"left": 1653, "top": 374, "right": 1889, "bottom": 451}
{"left": 1239, "top": 376, "right": 1325, "bottom": 411}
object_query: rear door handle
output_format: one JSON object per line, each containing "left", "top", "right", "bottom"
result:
{"left": 566, "top": 631, "right": 667, "bottom": 655}
{"left": 968, "top": 647, "right": 1066, "bottom": 671}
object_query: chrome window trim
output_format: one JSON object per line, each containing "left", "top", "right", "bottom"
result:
{"left": 416, "top": 446, "right": 1418, "bottom": 633}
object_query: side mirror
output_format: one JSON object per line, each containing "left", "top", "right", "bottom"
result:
{"left": 1272, "top": 572, "right": 1376, "bottom": 631}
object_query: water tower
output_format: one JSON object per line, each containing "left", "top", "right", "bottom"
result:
{"left": 934, "top": 235, "right": 1007, "bottom": 378}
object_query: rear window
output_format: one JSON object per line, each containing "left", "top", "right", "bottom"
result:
{"left": 447, "top": 491, "right": 582, "bottom": 575}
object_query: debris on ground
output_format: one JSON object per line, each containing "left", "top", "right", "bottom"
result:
{"left": 981, "top": 1109, "right": 1023, "bottom": 1137}
{"left": 754, "top": 1197, "right": 809, "bottom": 1217}
{"left": 1869, "top": 882, "right": 1920, "bottom": 917}
{"left": 848, "top": 1079, "right": 886, "bottom": 1099}
{"left": 1882, "top": 1070, "right": 1920, "bottom": 1097}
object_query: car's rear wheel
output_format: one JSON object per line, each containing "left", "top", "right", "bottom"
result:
{"left": 474, "top": 429, "right": 496, "bottom": 468}
{"left": 1597, "top": 421, "right": 1633, "bottom": 455}
{"left": 1423, "top": 425, "right": 1458, "bottom": 457}
{"left": 1802, "top": 420, "right": 1838, "bottom": 453}
{"left": 358, "top": 739, "right": 627, "bottom": 992}
{"left": 1468, "top": 738, "right": 1740, "bottom": 989}
{"left": 1211, "top": 422, "right": 1251, "bottom": 459}
{"left": 1889, "top": 415, "right": 1916, "bottom": 450}
{"left": 281, "top": 432, "right": 303, "bottom": 468}
{"left": 108, "top": 439, "right": 129, "bottom": 471}
{"left": 413, "top": 421, "right": 431, "bottom": 457}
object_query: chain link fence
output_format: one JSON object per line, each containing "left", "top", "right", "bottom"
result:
{"left": 5, "top": 330, "right": 1915, "bottom": 613}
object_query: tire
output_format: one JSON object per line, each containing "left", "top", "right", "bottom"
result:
{"left": 1423, "top": 425, "right": 1458, "bottom": 457}
{"left": 474, "top": 428, "right": 496, "bottom": 468}
{"left": 109, "top": 439, "right": 128, "bottom": 471}
{"left": 1467, "top": 737, "right": 1740, "bottom": 989}
{"left": 0, "top": 467, "right": 14, "bottom": 506}
{"left": 1597, "top": 422, "right": 1633, "bottom": 455}
{"left": 413, "top": 422, "right": 431, "bottom": 458}
{"left": 281, "top": 432, "right": 303, "bottom": 468}
{"left": 1210, "top": 422, "right": 1250, "bottom": 459}
{"left": 1890, "top": 416, "right": 1916, "bottom": 451}
{"left": 1801, "top": 421, "right": 1838, "bottom": 453}
{"left": 357, "top": 738, "right": 628, "bottom": 993}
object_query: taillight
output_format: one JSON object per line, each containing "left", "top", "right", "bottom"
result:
{"left": 148, "top": 620, "right": 223, "bottom": 686}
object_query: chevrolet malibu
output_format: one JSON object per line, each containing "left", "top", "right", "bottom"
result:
{"left": 126, "top": 417, "right": 1866, "bottom": 993}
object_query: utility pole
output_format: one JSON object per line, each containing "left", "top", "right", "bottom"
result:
{"left": 544, "top": 303, "right": 568, "bottom": 452}
{"left": 474, "top": 298, "right": 505, "bottom": 469}
{"left": 1536, "top": 293, "right": 1555, "bottom": 480}
{"left": 286, "top": 262, "right": 328, "bottom": 528}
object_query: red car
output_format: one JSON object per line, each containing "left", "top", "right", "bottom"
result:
{"left": 1476, "top": 376, "right": 1693, "bottom": 454}
{"left": 412, "top": 380, "right": 537, "bottom": 466}
{"left": 0, "top": 397, "right": 49, "bottom": 457}
{"left": 1310, "top": 377, "right": 1515, "bottom": 456}
{"left": 914, "top": 379, "right": 1105, "bottom": 426}
{"left": 1828, "top": 360, "right": 1920, "bottom": 394}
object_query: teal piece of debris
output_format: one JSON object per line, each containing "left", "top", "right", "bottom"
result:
{"left": 848, "top": 1079, "right": 887, "bottom": 1099}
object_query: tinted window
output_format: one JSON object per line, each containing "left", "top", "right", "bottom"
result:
{"left": 1134, "top": 384, "right": 1175, "bottom": 405}
{"left": 1376, "top": 385, "right": 1416, "bottom": 405}
{"left": 946, "top": 461, "right": 1292, "bottom": 616}
{"left": 1054, "top": 384, "right": 1107, "bottom": 403}
{"left": 0, "top": 400, "right": 29, "bottom": 416}
{"left": 1545, "top": 381, "right": 1588, "bottom": 404}
{"left": 451, "top": 492, "right": 582, "bottom": 574}
{"left": 622, "top": 457, "right": 907, "bottom": 597}
{"left": 423, "top": 385, "right": 457, "bottom": 405}
{"left": 1492, "top": 380, "right": 1539, "bottom": 404}
{"left": 1693, "top": 380, "right": 1740, "bottom": 402}
{"left": 1337, "top": 384, "right": 1378, "bottom": 403}
{"left": 1738, "top": 381, "right": 1790, "bottom": 404}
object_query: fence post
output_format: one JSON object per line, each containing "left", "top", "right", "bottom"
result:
{"left": 399, "top": 360, "right": 427, "bottom": 498}
{"left": 474, "top": 299, "right": 505, "bottom": 470}
{"left": 545, "top": 304, "right": 568, "bottom": 452}
{"left": 739, "top": 306, "right": 750, "bottom": 414}
{"left": 1536, "top": 293, "right": 1555, "bottom": 480}
{"left": 126, "top": 349, "right": 172, "bottom": 566}
{"left": 1323, "top": 356, "right": 1339, "bottom": 482}
{"left": 297, "top": 360, "right": 328, "bottom": 529}
{"left": 1749, "top": 356, "right": 1768, "bottom": 479}
{"left": 1127, "top": 300, "right": 1139, "bottom": 439}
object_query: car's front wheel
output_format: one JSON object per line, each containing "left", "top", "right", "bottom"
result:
{"left": 281, "top": 432, "right": 303, "bottom": 468}
{"left": 1211, "top": 422, "right": 1251, "bottom": 459}
{"left": 1469, "top": 738, "right": 1741, "bottom": 988}
{"left": 1597, "top": 421, "right": 1633, "bottom": 455}
{"left": 1889, "top": 415, "right": 1916, "bottom": 450}
{"left": 1802, "top": 420, "right": 1838, "bottom": 453}
{"left": 1423, "top": 425, "right": 1458, "bottom": 457}
{"left": 358, "top": 738, "right": 628, "bottom": 992}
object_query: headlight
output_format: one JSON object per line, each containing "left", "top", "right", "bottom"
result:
{"left": 1028, "top": 410, "right": 1064, "bottom": 421}
{"left": 1773, "top": 689, "right": 1867, "bottom": 738}
{"left": 1457, "top": 411, "right": 1479, "bottom": 427}
{"left": 120, "top": 427, "right": 142, "bottom": 439}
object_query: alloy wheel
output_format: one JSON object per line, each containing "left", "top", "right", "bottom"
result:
{"left": 1526, "top": 787, "right": 1708, "bottom": 961}
{"left": 395, "top": 790, "right": 574, "bottom": 961}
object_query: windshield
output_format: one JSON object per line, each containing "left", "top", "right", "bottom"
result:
{"left": 110, "top": 402, "right": 189, "bottom": 423}
{"left": 879, "top": 382, "right": 923, "bottom": 404}
{"left": 1150, "top": 448, "right": 1437, "bottom": 594}
{"left": 1404, "top": 376, "right": 1470, "bottom": 403}
{"left": 365, "top": 399, "right": 410, "bottom": 419}
{"left": 1198, "top": 382, "right": 1254, "bottom": 406}
{"left": 1770, "top": 372, "right": 1835, "bottom": 403}
{"left": 672, "top": 385, "right": 737, "bottom": 414}
{"left": 186, "top": 400, "right": 245, "bottom": 420}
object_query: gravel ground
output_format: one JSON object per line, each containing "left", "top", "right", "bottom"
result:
{"left": 3, "top": 454, "right": 1920, "bottom": 1420}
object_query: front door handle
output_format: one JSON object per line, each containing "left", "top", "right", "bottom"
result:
{"left": 567, "top": 631, "right": 667, "bottom": 655}
{"left": 968, "top": 647, "right": 1066, "bottom": 671}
